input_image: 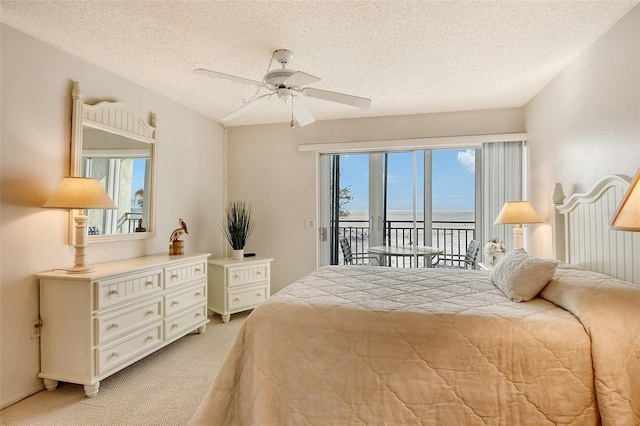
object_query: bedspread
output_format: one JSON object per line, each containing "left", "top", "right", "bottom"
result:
{"left": 190, "top": 265, "right": 637, "bottom": 425}
{"left": 541, "top": 263, "right": 640, "bottom": 426}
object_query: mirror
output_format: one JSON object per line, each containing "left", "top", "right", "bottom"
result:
{"left": 70, "top": 81, "right": 157, "bottom": 242}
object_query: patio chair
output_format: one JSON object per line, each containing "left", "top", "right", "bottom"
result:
{"left": 340, "top": 238, "right": 377, "bottom": 265}
{"left": 432, "top": 239, "right": 481, "bottom": 269}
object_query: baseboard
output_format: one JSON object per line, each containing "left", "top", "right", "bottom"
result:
{"left": 1, "top": 383, "right": 45, "bottom": 409}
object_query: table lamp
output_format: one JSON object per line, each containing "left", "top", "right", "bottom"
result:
{"left": 611, "top": 169, "right": 640, "bottom": 231}
{"left": 494, "top": 201, "right": 543, "bottom": 250}
{"left": 43, "top": 177, "right": 117, "bottom": 273}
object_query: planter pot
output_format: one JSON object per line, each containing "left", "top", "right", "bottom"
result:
{"left": 231, "top": 249, "right": 244, "bottom": 260}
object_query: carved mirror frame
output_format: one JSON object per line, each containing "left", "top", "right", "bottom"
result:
{"left": 70, "top": 81, "right": 158, "bottom": 243}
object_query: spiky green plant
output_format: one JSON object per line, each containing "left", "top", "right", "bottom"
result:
{"left": 221, "top": 201, "right": 256, "bottom": 250}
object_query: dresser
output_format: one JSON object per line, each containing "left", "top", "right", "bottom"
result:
{"left": 207, "top": 257, "right": 273, "bottom": 323}
{"left": 36, "top": 253, "right": 210, "bottom": 397}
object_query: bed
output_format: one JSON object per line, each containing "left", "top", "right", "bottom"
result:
{"left": 191, "top": 175, "right": 640, "bottom": 425}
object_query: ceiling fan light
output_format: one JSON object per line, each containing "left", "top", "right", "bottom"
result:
{"left": 276, "top": 88, "right": 291, "bottom": 100}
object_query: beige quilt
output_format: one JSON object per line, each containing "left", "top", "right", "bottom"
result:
{"left": 191, "top": 265, "right": 639, "bottom": 425}
{"left": 541, "top": 263, "right": 640, "bottom": 426}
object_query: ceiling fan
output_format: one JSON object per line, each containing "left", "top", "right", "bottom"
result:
{"left": 194, "top": 49, "right": 371, "bottom": 127}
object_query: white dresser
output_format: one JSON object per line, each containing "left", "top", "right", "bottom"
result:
{"left": 207, "top": 257, "right": 273, "bottom": 323}
{"left": 36, "top": 253, "right": 210, "bottom": 397}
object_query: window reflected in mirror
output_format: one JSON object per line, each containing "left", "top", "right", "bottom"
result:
{"left": 82, "top": 126, "right": 152, "bottom": 236}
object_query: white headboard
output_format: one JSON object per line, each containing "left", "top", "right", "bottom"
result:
{"left": 552, "top": 174, "right": 640, "bottom": 285}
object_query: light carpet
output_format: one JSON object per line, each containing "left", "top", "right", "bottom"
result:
{"left": 1, "top": 312, "right": 248, "bottom": 426}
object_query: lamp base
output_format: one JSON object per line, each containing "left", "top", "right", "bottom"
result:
{"left": 513, "top": 225, "right": 523, "bottom": 250}
{"left": 64, "top": 265, "right": 96, "bottom": 274}
{"left": 69, "top": 210, "right": 94, "bottom": 273}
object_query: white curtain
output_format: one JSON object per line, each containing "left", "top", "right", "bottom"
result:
{"left": 481, "top": 141, "right": 524, "bottom": 254}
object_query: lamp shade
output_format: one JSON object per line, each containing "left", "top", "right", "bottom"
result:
{"left": 494, "top": 201, "right": 543, "bottom": 225}
{"left": 43, "top": 177, "right": 116, "bottom": 209}
{"left": 611, "top": 170, "right": 640, "bottom": 231}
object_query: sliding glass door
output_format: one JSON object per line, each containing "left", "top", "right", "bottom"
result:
{"left": 431, "top": 149, "right": 477, "bottom": 265}
{"left": 320, "top": 153, "right": 374, "bottom": 265}
{"left": 320, "top": 148, "right": 478, "bottom": 267}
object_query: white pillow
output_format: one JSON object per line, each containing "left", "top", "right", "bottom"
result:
{"left": 490, "top": 249, "right": 558, "bottom": 302}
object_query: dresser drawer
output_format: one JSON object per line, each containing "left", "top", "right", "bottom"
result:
{"left": 165, "top": 260, "right": 207, "bottom": 289}
{"left": 227, "top": 283, "right": 269, "bottom": 311}
{"left": 164, "top": 305, "right": 207, "bottom": 341}
{"left": 226, "top": 265, "right": 269, "bottom": 288}
{"left": 165, "top": 282, "right": 206, "bottom": 316}
{"left": 95, "top": 297, "right": 163, "bottom": 345}
{"left": 94, "top": 269, "right": 163, "bottom": 310}
{"left": 95, "top": 323, "right": 163, "bottom": 375}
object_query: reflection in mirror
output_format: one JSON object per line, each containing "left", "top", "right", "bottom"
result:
{"left": 82, "top": 127, "right": 152, "bottom": 235}
{"left": 70, "top": 81, "right": 157, "bottom": 242}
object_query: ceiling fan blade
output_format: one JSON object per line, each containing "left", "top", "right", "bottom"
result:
{"left": 221, "top": 94, "right": 272, "bottom": 124}
{"left": 291, "top": 97, "right": 315, "bottom": 127}
{"left": 194, "top": 68, "right": 265, "bottom": 88}
{"left": 284, "top": 71, "right": 321, "bottom": 88}
{"left": 302, "top": 87, "right": 371, "bottom": 110}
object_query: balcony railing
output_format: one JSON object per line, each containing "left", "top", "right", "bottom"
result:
{"left": 337, "top": 219, "right": 476, "bottom": 268}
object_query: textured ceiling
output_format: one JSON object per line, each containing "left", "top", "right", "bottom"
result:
{"left": 1, "top": 1, "right": 637, "bottom": 127}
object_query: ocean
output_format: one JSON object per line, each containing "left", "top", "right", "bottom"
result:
{"left": 341, "top": 210, "right": 475, "bottom": 226}
{"left": 343, "top": 210, "right": 474, "bottom": 221}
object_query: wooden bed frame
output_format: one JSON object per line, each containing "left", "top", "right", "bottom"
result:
{"left": 552, "top": 174, "right": 640, "bottom": 285}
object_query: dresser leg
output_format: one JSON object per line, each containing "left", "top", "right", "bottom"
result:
{"left": 84, "top": 382, "right": 100, "bottom": 398}
{"left": 221, "top": 314, "right": 230, "bottom": 324}
{"left": 197, "top": 324, "right": 207, "bottom": 334}
{"left": 43, "top": 379, "right": 58, "bottom": 391}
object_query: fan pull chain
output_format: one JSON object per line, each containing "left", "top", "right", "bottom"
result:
{"left": 290, "top": 95, "right": 295, "bottom": 128}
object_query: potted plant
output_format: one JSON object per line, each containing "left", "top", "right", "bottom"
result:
{"left": 221, "top": 201, "right": 256, "bottom": 260}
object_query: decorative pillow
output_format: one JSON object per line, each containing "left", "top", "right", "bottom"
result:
{"left": 490, "top": 248, "right": 558, "bottom": 302}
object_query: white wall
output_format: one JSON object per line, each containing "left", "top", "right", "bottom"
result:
{"left": 0, "top": 25, "right": 225, "bottom": 407}
{"left": 526, "top": 4, "right": 640, "bottom": 258}
{"left": 227, "top": 109, "right": 525, "bottom": 292}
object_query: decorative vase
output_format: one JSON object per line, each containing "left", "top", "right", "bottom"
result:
{"left": 232, "top": 249, "right": 244, "bottom": 260}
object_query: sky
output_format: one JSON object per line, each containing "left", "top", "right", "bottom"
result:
{"left": 339, "top": 149, "right": 475, "bottom": 211}
{"left": 131, "top": 158, "right": 146, "bottom": 206}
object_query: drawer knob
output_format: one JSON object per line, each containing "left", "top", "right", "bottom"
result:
{"left": 145, "top": 335, "right": 154, "bottom": 342}
{"left": 257, "top": 271, "right": 262, "bottom": 276}
{"left": 256, "top": 293, "right": 262, "bottom": 297}
{"left": 146, "top": 310, "right": 154, "bottom": 316}
{"left": 195, "top": 267, "right": 201, "bottom": 272}
{"left": 110, "top": 322, "right": 120, "bottom": 329}
{"left": 195, "top": 313, "right": 201, "bottom": 317}
{"left": 195, "top": 292, "right": 202, "bottom": 297}
{"left": 171, "top": 301, "right": 179, "bottom": 306}
{"left": 171, "top": 274, "right": 178, "bottom": 279}
{"left": 145, "top": 281, "right": 153, "bottom": 287}
{"left": 171, "top": 324, "right": 179, "bottom": 329}
{"left": 111, "top": 351, "right": 119, "bottom": 358}
{"left": 234, "top": 274, "right": 240, "bottom": 279}
{"left": 233, "top": 297, "right": 240, "bottom": 302}
{"left": 108, "top": 289, "right": 119, "bottom": 296}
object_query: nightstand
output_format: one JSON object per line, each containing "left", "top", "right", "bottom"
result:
{"left": 207, "top": 257, "right": 273, "bottom": 323}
